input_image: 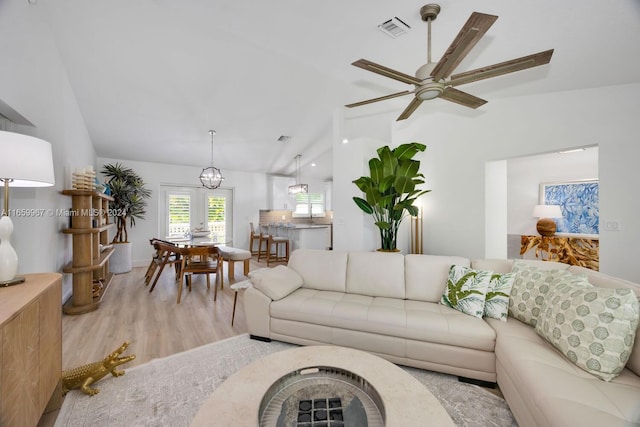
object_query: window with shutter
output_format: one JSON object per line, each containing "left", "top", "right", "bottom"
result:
{"left": 168, "top": 193, "right": 191, "bottom": 235}
{"left": 293, "top": 192, "right": 325, "bottom": 217}
{"left": 207, "top": 195, "right": 226, "bottom": 243}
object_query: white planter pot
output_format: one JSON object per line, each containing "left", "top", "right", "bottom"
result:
{"left": 110, "top": 242, "right": 132, "bottom": 274}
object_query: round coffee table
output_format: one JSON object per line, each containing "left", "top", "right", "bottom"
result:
{"left": 190, "top": 345, "right": 454, "bottom": 426}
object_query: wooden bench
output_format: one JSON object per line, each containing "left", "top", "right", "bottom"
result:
{"left": 217, "top": 246, "right": 251, "bottom": 281}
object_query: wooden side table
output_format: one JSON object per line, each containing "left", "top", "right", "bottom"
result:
{"left": 0, "top": 273, "right": 62, "bottom": 426}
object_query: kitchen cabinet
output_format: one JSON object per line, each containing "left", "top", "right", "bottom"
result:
{"left": 268, "top": 176, "right": 295, "bottom": 210}
{"left": 324, "top": 180, "right": 332, "bottom": 211}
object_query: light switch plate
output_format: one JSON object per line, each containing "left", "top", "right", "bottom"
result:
{"left": 604, "top": 220, "right": 621, "bottom": 231}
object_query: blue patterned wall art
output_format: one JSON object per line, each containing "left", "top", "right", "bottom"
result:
{"left": 541, "top": 180, "right": 599, "bottom": 235}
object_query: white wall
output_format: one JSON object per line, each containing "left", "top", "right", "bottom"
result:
{"left": 485, "top": 160, "right": 508, "bottom": 258}
{"left": 0, "top": 1, "right": 97, "bottom": 301}
{"left": 507, "top": 147, "right": 598, "bottom": 236}
{"left": 383, "top": 84, "right": 640, "bottom": 282}
{"left": 332, "top": 108, "right": 398, "bottom": 252}
{"left": 97, "top": 158, "right": 269, "bottom": 267}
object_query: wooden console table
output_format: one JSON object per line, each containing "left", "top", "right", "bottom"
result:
{"left": 0, "top": 273, "right": 62, "bottom": 426}
{"left": 520, "top": 235, "right": 599, "bottom": 271}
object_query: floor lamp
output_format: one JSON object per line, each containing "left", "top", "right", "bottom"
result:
{"left": 410, "top": 206, "right": 423, "bottom": 254}
{"left": 0, "top": 131, "right": 55, "bottom": 286}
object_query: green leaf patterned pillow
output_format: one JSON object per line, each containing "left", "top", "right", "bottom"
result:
{"left": 535, "top": 281, "right": 640, "bottom": 381}
{"left": 483, "top": 272, "right": 516, "bottom": 321}
{"left": 508, "top": 262, "right": 588, "bottom": 327}
{"left": 440, "top": 265, "right": 492, "bottom": 318}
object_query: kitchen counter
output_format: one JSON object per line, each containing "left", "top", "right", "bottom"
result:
{"left": 260, "top": 223, "right": 332, "bottom": 251}
{"left": 260, "top": 223, "right": 329, "bottom": 230}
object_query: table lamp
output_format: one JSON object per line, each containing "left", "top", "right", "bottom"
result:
{"left": 0, "top": 130, "right": 55, "bottom": 286}
{"left": 532, "top": 204, "right": 563, "bottom": 237}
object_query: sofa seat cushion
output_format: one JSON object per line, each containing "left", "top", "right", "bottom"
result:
{"left": 270, "top": 289, "right": 496, "bottom": 352}
{"left": 488, "top": 318, "right": 640, "bottom": 426}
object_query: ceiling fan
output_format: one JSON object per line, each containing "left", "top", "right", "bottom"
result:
{"left": 346, "top": 4, "right": 554, "bottom": 121}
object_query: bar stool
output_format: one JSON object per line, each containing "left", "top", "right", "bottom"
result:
{"left": 266, "top": 234, "right": 289, "bottom": 266}
{"left": 256, "top": 231, "right": 270, "bottom": 262}
{"left": 249, "top": 222, "right": 262, "bottom": 256}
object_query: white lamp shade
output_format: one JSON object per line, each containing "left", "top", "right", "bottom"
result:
{"left": 0, "top": 131, "right": 55, "bottom": 186}
{"left": 532, "top": 204, "right": 563, "bottom": 218}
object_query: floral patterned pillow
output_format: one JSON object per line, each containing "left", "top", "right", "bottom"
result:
{"left": 440, "top": 265, "right": 492, "bottom": 318}
{"left": 483, "top": 272, "right": 516, "bottom": 321}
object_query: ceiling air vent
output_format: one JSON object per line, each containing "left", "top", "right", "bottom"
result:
{"left": 378, "top": 17, "right": 411, "bottom": 38}
{"left": 277, "top": 135, "right": 292, "bottom": 143}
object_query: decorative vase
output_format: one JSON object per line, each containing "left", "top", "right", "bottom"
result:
{"left": 110, "top": 242, "right": 132, "bottom": 274}
{"left": 0, "top": 216, "right": 18, "bottom": 281}
{"left": 536, "top": 218, "right": 557, "bottom": 236}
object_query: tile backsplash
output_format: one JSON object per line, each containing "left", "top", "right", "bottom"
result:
{"left": 259, "top": 210, "right": 333, "bottom": 226}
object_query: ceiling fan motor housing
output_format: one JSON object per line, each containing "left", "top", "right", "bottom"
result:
{"left": 420, "top": 4, "right": 441, "bottom": 21}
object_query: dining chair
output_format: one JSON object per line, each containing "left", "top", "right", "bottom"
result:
{"left": 147, "top": 240, "right": 181, "bottom": 293}
{"left": 143, "top": 238, "right": 162, "bottom": 285}
{"left": 177, "top": 245, "right": 222, "bottom": 303}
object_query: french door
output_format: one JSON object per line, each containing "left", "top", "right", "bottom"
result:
{"left": 160, "top": 185, "right": 233, "bottom": 245}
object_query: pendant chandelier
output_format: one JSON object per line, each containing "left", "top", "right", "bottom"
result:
{"left": 288, "top": 154, "right": 308, "bottom": 195}
{"left": 199, "top": 130, "right": 224, "bottom": 189}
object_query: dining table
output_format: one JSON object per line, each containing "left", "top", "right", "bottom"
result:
{"left": 163, "top": 235, "right": 230, "bottom": 247}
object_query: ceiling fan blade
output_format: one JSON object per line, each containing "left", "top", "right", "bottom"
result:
{"left": 345, "top": 90, "right": 412, "bottom": 108}
{"left": 448, "top": 49, "right": 554, "bottom": 87}
{"left": 431, "top": 12, "right": 498, "bottom": 81}
{"left": 352, "top": 59, "right": 423, "bottom": 86}
{"left": 396, "top": 97, "right": 424, "bottom": 121}
{"left": 440, "top": 87, "right": 487, "bottom": 109}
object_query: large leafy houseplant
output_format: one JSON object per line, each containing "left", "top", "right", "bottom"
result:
{"left": 353, "top": 142, "right": 430, "bottom": 251}
{"left": 101, "top": 163, "right": 151, "bottom": 243}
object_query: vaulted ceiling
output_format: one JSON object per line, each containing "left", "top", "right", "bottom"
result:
{"left": 41, "top": 0, "right": 640, "bottom": 180}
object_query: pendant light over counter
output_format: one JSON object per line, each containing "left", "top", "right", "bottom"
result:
{"left": 199, "top": 130, "right": 224, "bottom": 189}
{"left": 288, "top": 154, "right": 308, "bottom": 195}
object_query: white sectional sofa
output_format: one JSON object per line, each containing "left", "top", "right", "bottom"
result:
{"left": 244, "top": 249, "right": 640, "bottom": 426}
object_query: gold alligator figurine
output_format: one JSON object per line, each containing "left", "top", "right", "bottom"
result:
{"left": 62, "top": 341, "right": 136, "bottom": 396}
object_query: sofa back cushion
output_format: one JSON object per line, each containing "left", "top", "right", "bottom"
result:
{"left": 345, "top": 252, "right": 405, "bottom": 299}
{"left": 568, "top": 266, "right": 640, "bottom": 377}
{"left": 406, "top": 255, "right": 470, "bottom": 302}
{"left": 471, "top": 259, "right": 514, "bottom": 274}
{"left": 288, "top": 249, "right": 348, "bottom": 292}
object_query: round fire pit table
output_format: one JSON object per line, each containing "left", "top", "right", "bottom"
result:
{"left": 190, "top": 344, "right": 454, "bottom": 426}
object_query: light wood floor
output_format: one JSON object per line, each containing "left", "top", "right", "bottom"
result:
{"left": 39, "top": 255, "right": 275, "bottom": 426}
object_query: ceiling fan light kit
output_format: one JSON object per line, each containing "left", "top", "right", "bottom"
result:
{"left": 346, "top": 4, "right": 554, "bottom": 121}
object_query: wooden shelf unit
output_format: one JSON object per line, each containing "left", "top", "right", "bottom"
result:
{"left": 61, "top": 190, "right": 115, "bottom": 315}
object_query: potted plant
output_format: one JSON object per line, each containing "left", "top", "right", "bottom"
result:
{"left": 352, "top": 142, "right": 430, "bottom": 251}
{"left": 101, "top": 162, "right": 151, "bottom": 273}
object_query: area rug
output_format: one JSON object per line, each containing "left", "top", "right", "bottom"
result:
{"left": 54, "top": 334, "right": 516, "bottom": 426}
